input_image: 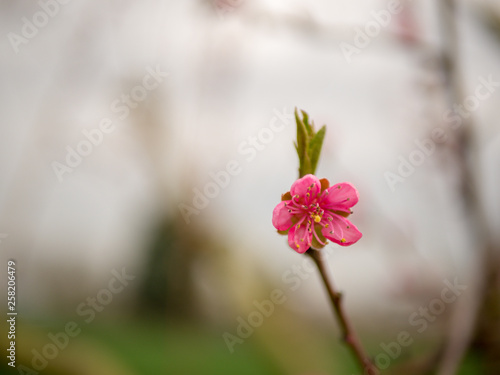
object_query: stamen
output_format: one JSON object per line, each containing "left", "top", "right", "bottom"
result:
{"left": 287, "top": 207, "right": 305, "bottom": 215}
{"left": 341, "top": 238, "right": 346, "bottom": 243}
{"left": 292, "top": 195, "right": 301, "bottom": 205}
{"left": 312, "top": 228, "right": 327, "bottom": 245}
{"left": 295, "top": 216, "right": 306, "bottom": 228}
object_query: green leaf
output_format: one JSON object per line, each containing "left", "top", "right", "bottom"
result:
{"left": 299, "top": 150, "right": 312, "bottom": 177}
{"left": 294, "top": 109, "right": 307, "bottom": 157}
{"left": 295, "top": 108, "right": 309, "bottom": 176}
{"left": 308, "top": 125, "right": 326, "bottom": 175}
{"left": 300, "top": 110, "right": 313, "bottom": 137}
{"left": 294, "top": 109, "right": 327, "bottom": 177}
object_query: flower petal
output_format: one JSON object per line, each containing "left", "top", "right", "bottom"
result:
{"left": 272, "top": 201, "right": 294, "bottom": 231}
{"left": 321, "top": 215, "right": 362, "bottom": 246}
{"left": 322, "top": 182, "right": 359, "bottom": 210}
{"left": 290, "top": 174, "right": 321, "bottom": 200}
{"left": 287, "top": 224, "right": 312, "bottom": 254}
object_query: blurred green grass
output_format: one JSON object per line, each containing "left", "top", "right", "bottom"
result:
{"left": 3, "top": 318, "right": 485, "bottom": 375}
{"left": 84, "top": 320, "right": 280, "bottom": 375}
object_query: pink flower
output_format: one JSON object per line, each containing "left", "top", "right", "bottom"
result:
{"left": 272, "top": 174, "right": 362, "bottom": 253}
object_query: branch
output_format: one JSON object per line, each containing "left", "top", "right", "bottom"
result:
{"left": 307, "top": 249, "right": 378, "bottom": 375}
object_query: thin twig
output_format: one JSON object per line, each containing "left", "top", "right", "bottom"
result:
{"left": 307, "top": 249, "right": 378, "bottom": 375}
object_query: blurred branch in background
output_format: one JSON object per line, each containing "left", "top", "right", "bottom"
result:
{"left": 470, "top": 3, "right": 500, "bottom": 373}
{"left": 435, "top": 1, "right": 500, "bottom": 375}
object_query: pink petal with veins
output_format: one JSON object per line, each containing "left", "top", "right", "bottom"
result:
{"left": 322, "top": 182, "right": 359, "bottom": 210}
{"left": 322, "top": 215, "right": 362, "bottom": 246}
{"left": 272, "top": 201, "right": 295, "bottom": 232}
{"left": 287, "top": 224, "right": 312, "bottom": 254}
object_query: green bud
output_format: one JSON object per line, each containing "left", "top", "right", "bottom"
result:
{"left": 294, "top": 108, "right": 327, "bottom": 177}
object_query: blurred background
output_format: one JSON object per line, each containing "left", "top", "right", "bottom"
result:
{"left": 1, "top": 0, "right": 499, "bottom": 374}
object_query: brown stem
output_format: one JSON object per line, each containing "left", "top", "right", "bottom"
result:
{"left": 307, "top": 249, "right": 378, "bottom": 375}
